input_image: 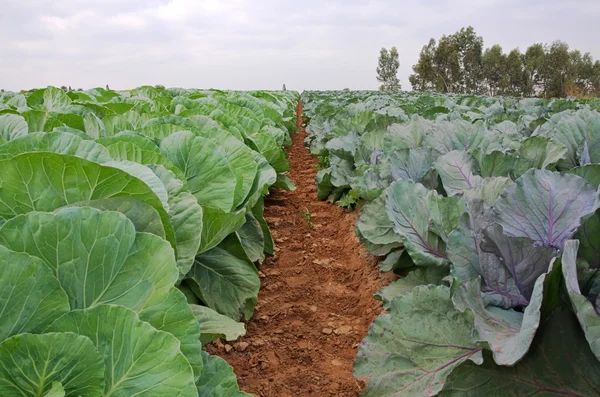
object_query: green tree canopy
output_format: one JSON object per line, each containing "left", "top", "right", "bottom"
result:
{"left": 377, "top": 47, "right": 401, "bottom": 91}
{"left": 410, "top": 27, "right": 600, "bottom": 98}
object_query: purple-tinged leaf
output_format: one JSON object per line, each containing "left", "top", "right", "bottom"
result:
{"left": 441, "top": 308, "right": 600, "bottom": 396}
{"left": 494, "top": 169, "right": 598, "bottom": 249}
{"left": 355, "top": 285, "right": 482, "bottom": 397}
{"left": 481, "top": 224, "right": 557, "bottom": 302}
{"left": 385, "top": 180, "right": 448, "bottom": 266}
{"left": 388, "top": 148, "right": 435, "bottom": 183}
{"left": 434, "top": 151, "right": 483, "bottom": 196}
{"left": 453, "top": 255, "right": 557, "bottom": 366}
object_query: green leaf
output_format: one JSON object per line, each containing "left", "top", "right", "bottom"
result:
{"left": 355, "top": 191, "right": 403, "bottom": 256}
{"left": 42, "top": 86, "right": 72, "bottom": 112}
{"left": 0, "top": 152, "right": 176, "bottom": 251}
{"left": 378, "top": 249, "right": 415, "bottom": 272}
{"left": 105, "top": 160, "right": 170, "bottom": 211}
{"left": 196, "top": 352, "right": 252, "bottom": 397}
{"left": 97, "top": 133, "right": 160, "bottom": 153}
{"left": 187, "top": 235, "right": 260, "bottom": 320}
{"left": 0, "top": 131, "right": 111, "bottom": 162}
{"left": 512, "top": 136, "right": 567, "bottom": 176}
{"left": 0, "top": 207, "right": 177, "bottom": 312}
{"left": 65, "top": 197, "right": 167, "bottom": 239}
{"left": 160, "top": 131, "right": 238, "bottom": 212}
{"left": 252, "top": 197, "right": 273, "bottom": 255}
{"left": 315, "top": 168, "right": 334, "bottom": 200}
{"left": 386, "top": 147, "right": 436, "bottom": 182}
{"left": 236, "top": 213, "right": 265, "bottom": 263}
{"left": 0, "top": 245, "right": 69, "bottom": 341}
{"left": 83, "top": 112, "right": 106, "bottom": 138}
{"left": 354, "top": 285, "right": 482, "bottom": 397}
{"left": 561, "top": 239, "right": 600, "bottom": 360}
{"left": 149, "top": 165, "right": 203, "bottom": 280}
{"left": 21, "top": 110, "right": 62, "bottom": 132}
{"left": 462, "top": 177, "right": 513, "bottom": 205}
{"left": 0, "top": 114, "right": 28, "bottom": 141}
{"left": 374, "top": 265, "right": 449, "bottom": 309}
{"left": 424, "top": 119, "right": 486, "bottom": 154}
{"left": 139, "top": 288, "right": 203, "bottom": 381}
{"left": 471, "top": 149, "right": 514, "bottom": 178}
{"left": 384, "top": 117, "right": 426, "bottom": 149}
{"left": 53, "top": 113, "right": 84, "bottom": 131}
{"left": 102, "top": 114, "right": 133, "bottom": 135}
{"left": 0, "top": 333, "right": 105, "bottom": 397}
{"left": 48, "top": 305, "right": 197, "bottom": 397}
{"left": 272, "top": 173, "right": 296, "bottom": 191}
{"left": 427, "top": 193, "right": 465, "bottom": 243}
{"left": 199, "top": 207, "right": 247, "bottom": 254}
{"left": 385, "top": 180, "right": 447, "bottom": 266}
{"left": 534, "top": 108, "right": 600, "bottom": 169}
{"left": 246, "top": 131, "right": 289, "bottom": 173}
{"left": 43, "top": 382, "right": 66, "bottom": 397}
{"left": 242, "top": 152, "right": 277, "bottom": 210}
{"left": 569, "top": 164, "right": 600, "bottom": 189}
{"left": 576, "top": 211, "right": 600, "bottom": 268}
{"left": 190, "top": 304, "right": 246, "bottom": 345}
{"left": 441, "top": 308, "right": 600, "bottom": 397}
{"left": 187, "top": 127, "right": 259, "bottom": 208}
{"left": 106, "top": 141, "right": 187, "bottom": 182}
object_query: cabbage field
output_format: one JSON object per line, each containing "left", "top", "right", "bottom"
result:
{"left": 301, "top": 91, "right": 600, "bottom": 396}
{"left": 3, "top": 85, "right": 600, "bottom": 397}
{"left": 0, "top": 86, "right": 298, "bottom": 396}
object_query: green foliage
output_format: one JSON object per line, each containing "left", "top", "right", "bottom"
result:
{"left": 336, "top": 189, "right": 360, "bottom": 208}
{"left": 301, "top": 207, "right": 313, "bottom": 229}
{"left": 410, "top": 26, "right": 600, "bottom": 98}
{"left": 0, "top": 85, "right": 300, "bottom": 395}
{"left": 302, "top": 88, "right": 600, "bottom": 396}
{"left": 376, "top": 47, "right": 401, "bottom": 91}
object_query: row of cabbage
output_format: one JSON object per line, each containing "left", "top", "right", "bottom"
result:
{"left": 0, "top": 85, "right": 297, "bottom": 396}
{"left": 302, "top": 90, "right": 600, "bottom": 396}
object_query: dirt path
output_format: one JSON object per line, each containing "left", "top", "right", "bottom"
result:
{"left": 206, "top": 101, "right": 394, "bottom": 396}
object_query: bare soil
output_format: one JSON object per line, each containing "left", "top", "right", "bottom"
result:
{"left": 206, "top": 101, "right": 395, "bottom": 396}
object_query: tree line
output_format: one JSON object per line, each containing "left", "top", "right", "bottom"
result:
{"left": 377, "top": 26, "right": 600, "bottom": 98}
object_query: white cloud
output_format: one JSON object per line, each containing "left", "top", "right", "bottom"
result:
{"left": 110, "top": 12, "right": 148, "bottom": 29}
{"left": 0, "top": 0, "right": 599, "bottom": 91}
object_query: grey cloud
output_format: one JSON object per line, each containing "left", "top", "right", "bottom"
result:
{"left": 1, "top": 0, "right": 599, "bottom": 91}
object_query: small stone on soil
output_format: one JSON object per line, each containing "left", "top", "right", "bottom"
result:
{"left": 321, "top": 328, "right": 333, "bottom": 335}
{"left": 310, "top": 305, "right": 317, "bottom": 312}
{"left": 212, "top": 339, "right": 224, "bottom": 350}
{"left": 234, "top": 341, "right": 250, "bottom": 352}
{"left": 334, "top": 325, "right": 352, "bottom": 335}
{"left": 224, "top": 344, "right": 233, "bottom": 353}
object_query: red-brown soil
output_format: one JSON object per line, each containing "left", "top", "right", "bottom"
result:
{"left": 206, "top": 101, "right": 395, "bottom": 396}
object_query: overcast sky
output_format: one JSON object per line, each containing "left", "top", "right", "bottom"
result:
{"left": 1, "top": 0, "right": 599, "bottom": 92}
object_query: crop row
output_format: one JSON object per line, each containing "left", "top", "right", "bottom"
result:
{"left": 0, "top": 86, "right": 297, "bottom": 396}
{"left": 302, "top": 90, "right": 600, "bottom": 396}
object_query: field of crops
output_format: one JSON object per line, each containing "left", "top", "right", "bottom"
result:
{"left": 301, "top": 90, "right": 600, "bottom": 395}
{"left": 2, "top": 85, "right": 600, "bottom": 397}
{"left": 0, "top": 86, "right": 298, "bottom": 396}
